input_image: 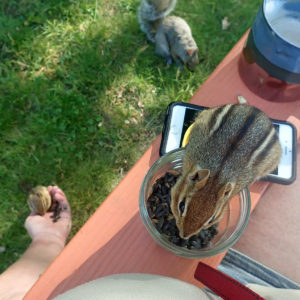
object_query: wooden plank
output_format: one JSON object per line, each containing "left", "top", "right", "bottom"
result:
{"left": 234, "top": 116, "right": 300, "bottom": 282}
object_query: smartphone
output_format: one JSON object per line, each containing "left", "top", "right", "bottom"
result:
{"left": 160, "top": 102, "right": 297, "bottom": 185}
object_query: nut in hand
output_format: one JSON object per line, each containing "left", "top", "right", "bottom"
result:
{"left": 27, "top": 186, "right": 52, "bottom": 215}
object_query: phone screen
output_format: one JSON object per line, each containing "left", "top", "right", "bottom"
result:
{"left": 179, "top": 108, "right": 200, "bottom": 146}
{"left": 164, "top": 105, "right": 202, "bottom": 153}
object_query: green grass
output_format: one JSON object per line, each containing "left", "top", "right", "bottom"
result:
{"left": 0, "top": 0, "right": 261, "bottom": 272}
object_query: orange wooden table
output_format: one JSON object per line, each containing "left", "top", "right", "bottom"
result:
{"left": 25, "top": 32, "right": 300, "bottom": 299}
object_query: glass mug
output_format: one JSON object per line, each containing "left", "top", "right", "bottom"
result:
{"left": 139, "top": 148, "right": 251, "bottom": 258}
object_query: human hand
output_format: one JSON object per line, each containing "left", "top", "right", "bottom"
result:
{"left": 25, "top": 186, "right": 72, "bottom": 246}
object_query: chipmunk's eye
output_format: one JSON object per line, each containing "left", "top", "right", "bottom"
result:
{"left": 179, "top": 198, "right": 186, "bottom": 215}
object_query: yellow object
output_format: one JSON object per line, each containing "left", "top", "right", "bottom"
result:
{"left": 182, "top": 123, "right": 195, "bottom": 147}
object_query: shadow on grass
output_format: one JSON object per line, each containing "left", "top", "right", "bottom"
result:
{"left": 0, "top": 0, "right": 76, "bottom": 59}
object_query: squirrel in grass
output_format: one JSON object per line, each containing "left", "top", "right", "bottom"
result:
{"left": 170, "top": 104, "right": 282, "bottom": 239}
{"left": 138, "top": 0, "right": 199, "bottom": 71}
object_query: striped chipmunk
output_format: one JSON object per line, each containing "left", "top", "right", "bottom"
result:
{"left": 170, "top": 104, "right": 282, "bottom": 239}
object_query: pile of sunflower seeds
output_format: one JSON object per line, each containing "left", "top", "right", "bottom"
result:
{"left": 147, "top": 172, "right": 218, "bottom": 249}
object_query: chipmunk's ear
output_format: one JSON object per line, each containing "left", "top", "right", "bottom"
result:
{"left": 189, "top": 168, "right": 210, "bottom": 188}
{"left": 218, "top": 183, "right": 233, "bottom": 200}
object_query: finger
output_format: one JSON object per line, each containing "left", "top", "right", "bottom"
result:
{"left": 52, "top": 190, "right": 69, "bottom": 209}
{"left": 48, "top": 186, "right": 68, "bottom": 206}
{"left": 25, "top": 214, "right": 43, "bottom": 224}
{"left": 24, "top": 214, "right": 45, "bottom": 233}
{"left": 48, "top": 185, "right": 66, "bottom": 198}
{"left": 50, "top": 187, "right": 71, "bottom": 220}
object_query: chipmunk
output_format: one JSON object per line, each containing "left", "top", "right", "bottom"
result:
{"left": 27, "top": 185, "right": 52, "bottom": 215}
{"left": 154, "top": 16, "right": 199, "bottom": 71}
{"left": 138, "top": 0, "right": 177, "bottom": 42}
{"left": 170, "top": 104, "right": 282, "bottom": 239}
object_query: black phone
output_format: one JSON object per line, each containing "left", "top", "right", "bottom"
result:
{"left": 160, "top": 102, "right": 297, "bottom": 185}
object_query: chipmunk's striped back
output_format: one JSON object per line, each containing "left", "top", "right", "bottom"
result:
{"left": 171, "top": 104, "right": 282, "bottom": 238}
{"left": 184, "top": 104, "right": 281, "bottom": 188}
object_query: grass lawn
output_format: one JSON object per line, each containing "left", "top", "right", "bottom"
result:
{"left": 0, "top": 0, "right": 261, "bottom": 272}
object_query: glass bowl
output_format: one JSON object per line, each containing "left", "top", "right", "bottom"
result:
{"left": 139, "top": 148, "right": 251, "bottom": 258}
